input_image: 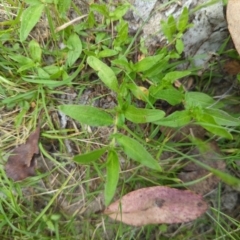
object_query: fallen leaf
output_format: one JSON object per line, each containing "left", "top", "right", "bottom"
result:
{"left": 104, "top": 186, "right": 208, "bottom": 226}
{"left": 178, "top": 141, "right": 226, "bottom": 195}
{"left": 5, "top": 126, "right": 41, "bottom": 181}
{"left": 227, "top": 0, "right": 240, "bottom": 54}
{"left": 223, "top": 60, "right": 240, "bottom": 75}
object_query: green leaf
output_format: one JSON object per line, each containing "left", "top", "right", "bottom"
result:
{"left": 57, "top": 0, "right": 71, "bottom": 17}
{"left": 1, "top": 91, "right": 37, "bottom": 106}
{"left": 17, "top": 62, "right": 36, "bottom": 72}
{"left": 205, "top": 109, "right": 240, "bottom": 126}
{"left": 154, "top": 110, "right": 191, "bottom": 127}
{"left": 109, "top": 3, "right": 130, "bottom": 20}
{"left": 176, "top": 38, "right": 184, "bottom": 54}
{"left": 127, "top": 84, "right": 149, "bottom": 101}
{"left": 124, "top": 105, "right": 165, "bottom": 123}
{"left": 95, "top": 32, "right": 108, "bottom": 44}
{"left": 161, "top": 20, "right": 171, "bottom": 41}
{"left": 111, "top": 58, "right": 132, "bottom": 72}
{"left": 116, "top": 113, "right": 125, "bottom": 127}
{"left": 163, "top": 70, "right": 191, "bottom": 83}
{"left": 115, "top": 134, "right": 162, "bottom": 171}
{"left": 10, "top": 54, "right": 34, "bottom": 65}
{"left": 185, "top": 92, "right": 215, "bottom": 109}
{"left": 105, "top": 150, "right": 120, "bottom": 206}
{"left": 90, "top": 4, "right": 109, "bottom": 17}
{"left": 73, "top": 147, "right": 107, "bottom": 164}
{"left": 98, "top": 49, "right": 118, "bottom": 58}
{"left": 22, "top": 77, "right": 72, "bottom": 88}
{"left": 59, "top": 105, "right": 113, "bottom": 126}
{"left": 142, "top": 55, "right": 170, "bottom": 79}
{"left": 20, "top": 4, "right": 44, "bottom": 42}
{"left": 43, "top": 65, "right": 62, "bottom": 76}
{"left": 25, "top": 0, "right": 41, "bottom": 4}
{"left": 37, "top": 68, "right": 50, "bottom": 78}
{"left": 87, "top": 56, "right": 119, "bottom": 92}
{"left": 167, "top": 15, "right": 177, "bottom": 40}
{"left": 134, "top": 54, "right": 164, "bottom": 72}
{"left": 177, "top": 7, "right": 189, "bottom": 33}
{"left": 15, "top": 101, "right": 30, "bottom": 127}
{"left": 87, "top": 11, "right": 96, "bottom": 28}
{"left": 29, "top": 40, "right": 42, "bottom": 63}
{"left": 67, "top": 33, "right": 82, "bottom": 67}
{"left": 150, "top": 88, "right": 183, "bottom": 105}
{"left": 113, "top": 19, "right": 129, "bottom": 47}
{"left": 196, "top": 113, "right": 232, "bottom": 139}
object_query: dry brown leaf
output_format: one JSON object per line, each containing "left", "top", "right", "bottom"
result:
{"left": 5, "top": 126, "right": 41, "bottom": 181}
{"left": 104, "top": 186, "right": 208, "bottom": 226}
{"left": 178, "top": 142, "right": 226, "bottom": 195}
{"left": 227, "top": 0, "right": 240, "bottom": 54}
{"left": 223, "top": 60, "right": 240, "bottom": 75}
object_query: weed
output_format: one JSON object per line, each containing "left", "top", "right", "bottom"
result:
{"left": 1, "top": 0, "right": 240, "bottom": 239}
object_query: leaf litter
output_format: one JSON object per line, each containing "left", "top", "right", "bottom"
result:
{"left": 5, "top": 125, "right": 41, "bottom": 181}
{"left": 104, "top": 186, "right": 208, "bottom": 226}
{"left": 227, "top": 0, "right": 240, "bottom": 55}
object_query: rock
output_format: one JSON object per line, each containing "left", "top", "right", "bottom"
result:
{"left": 129, "top": 0, "right": 228, "bottom": 67}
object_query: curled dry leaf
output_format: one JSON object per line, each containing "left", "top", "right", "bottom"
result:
{"left": 227, "top": 0, "right": 240, "bottom": 54}
{"left": 5, "top": 126, "right": 41, "bottom": 181}
{"left": 104, "top": 186, "right": 208, "bottom": 226}
{"left": 178, "top": 141, "right": 226, "bottom": 195}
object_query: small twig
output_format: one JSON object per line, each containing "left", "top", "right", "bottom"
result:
{"left": 55, "top": 14, "right": 88, "bottom": 32}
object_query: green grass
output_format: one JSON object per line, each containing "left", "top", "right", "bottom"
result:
{"left": 1, "top": 0, "right": 240, "bottom": 239}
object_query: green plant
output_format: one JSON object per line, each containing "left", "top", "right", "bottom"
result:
{"left": 1, "top": 0, "right": 240, "bottom": 239}
{"left": 57, "top": 4, "right": 240, "bottom": 205}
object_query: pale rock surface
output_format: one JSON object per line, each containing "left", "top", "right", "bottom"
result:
{"left": 129, "top": 0, "right": 228, "bottom": 66}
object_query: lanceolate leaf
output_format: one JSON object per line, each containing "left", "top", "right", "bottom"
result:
{"left": 154, "top": 110, "right": 191, "bottom": 127}
{"left": 163, "top": 71, "right": 191, "bottom": 83}
{"left": 110, "top": 3, "right": 130, "bottom": 20}
{"left": 196, "top": 113, "right": 233, "bottom": 139}
{"left": 59, "top": 105, "right": 113, "bottom": 126}
{"left": 90, "top": 4, "right": 109, "bottom": 17}
{"left": 177, "top": 7, "right": 189, "bottom": 33}
{"left": 151, "top": 88, "right": 183, "bottom": 105}
{"left": 127, "top": 84, "right": 149, "bottom": 101}
{"left": 185, "top": 92, "right": 215, "bottom": 109}
{"left": 134, "top": 54, "right": 164, "bottom": 72}
{"left": 205, "top": 108, "right": 240, "bottom": 126}
{"left": 124, "top": 105, "right": 165, "bottom": 123}
{"left": 20, "top": 4, "right": 44, "bottom": 42}
{"left": 98, "top": 49, "right": 118, "bottom": 58}
{"left": 67, "top": 33, "right": 82, "bottom": 67}
{"left": 87, "top": 56, "right": 119, "bottom": 92}
{"left": 29, "top": 40, "right": 42, "bottom": 63}
{"left": 73, "top": 147, "right": 107, "bottom": 164}
{"left": 176, "top": 38, "right": 184, "bottom": 54}
{"left": 105, "top": 150, "right": 120, "bottom": 206}
{"left": 115, "top": 134, "right": 162, "bottom": 171}
{"left": 197, "top": 121, "right": 232, "bottom": 140}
